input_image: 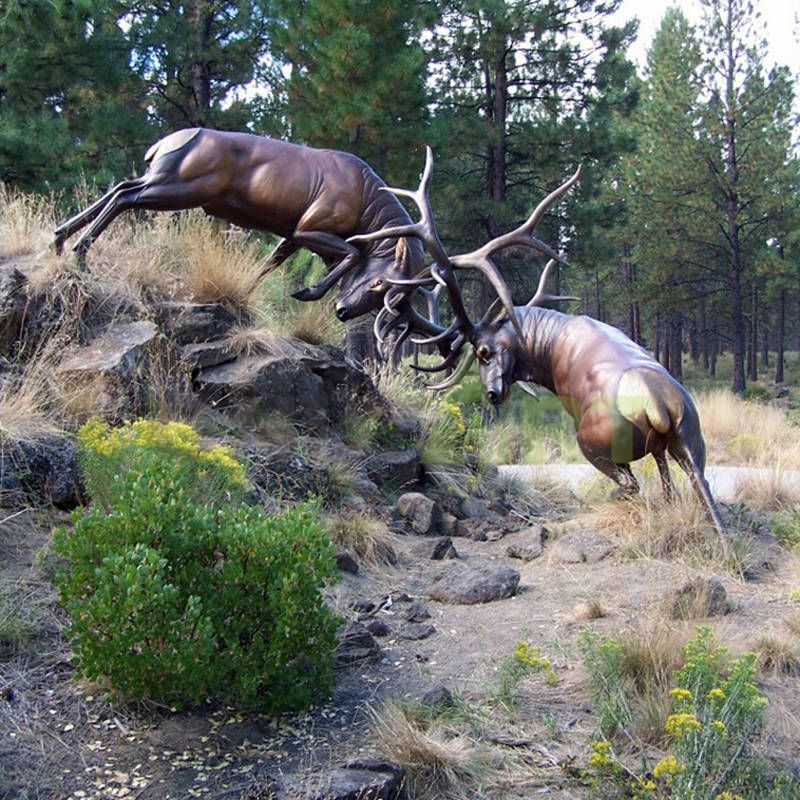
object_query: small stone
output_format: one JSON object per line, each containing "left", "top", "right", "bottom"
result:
{"left": 403, "top": 601, "right": 431, "bottom": 623}
{"left": 335, "top": 552, "right": 359, "bottom": 574}
{"left": 506, "top": 526, "right": 545, "bottom": 561}
{"left": 365, "top": 619, "right": 390, "bottom": 637}
{"left": 398, "top": 623, "right": 436, "bottom": 640}
{"left": 420, "top": 685, "right": 454, "bottom": 709}
{"left": 334, "top": 622, "right": 381, "bottom": 667}
{"left": 396, "top": 492, "right": 442, "bottom": 535}
{"left": 429, "top": 564, "right": 520, "bottom": 605}
{"left": 548, "top": 529, "right": 615, "bottom": 564}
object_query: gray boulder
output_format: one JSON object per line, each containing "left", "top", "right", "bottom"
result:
{"left": 396, "top": 492, "right": 442, "bottom": 535}
{"left": 57, "top": 320, "right": 172, "bottom": 418}
{"left": 429, "top": 563, "right": 520, "bottom": 604}
{"left": 195, "top": 341, "right": 382, "bottom": 434}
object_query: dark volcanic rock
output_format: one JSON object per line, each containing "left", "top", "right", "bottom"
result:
{"left": 398, "top": 622, "right": 436, "bottom": 640}
{"left": 0, "top": 435, "right": 83, "bottom": 509}
{"left": 395, "top": 492, "right": 442, "bottom": 535}
{"left": 429, "top": 564, "right": 520, "bottom": 605}
{"left": 363, "top": 449, "right": 420, "bottom": 489}
{"left": 0, "top": 264, "right": 27, "bottom": 357}
{"left": 334, "top": 622, "right": 381, "bottom": 667}
{"left": 308, "top": 760, "right": 404, "bottom": 800}
{"left": 155, "top": 301, "right": 237, "bottom": 345}
{"left": 195, "top": 340, "right": 382, "bottom": 434}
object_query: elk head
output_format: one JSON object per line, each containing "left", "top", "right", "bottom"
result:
{"left": 349, "top": 148, "right": 580, "bottom": 400}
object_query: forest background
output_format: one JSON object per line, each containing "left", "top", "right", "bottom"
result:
{"left": 1, "top": 0, "right": 798, "bottom": 395}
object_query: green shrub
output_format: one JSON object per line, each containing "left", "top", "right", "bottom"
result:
{"left": 54, "top": 419, "right": 339, "bottom": 713}
{"left": 770, "top": 509, "right": 800, "bottom": 549}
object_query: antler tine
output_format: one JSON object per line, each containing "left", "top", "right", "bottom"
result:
{"left": 525, "top": 259, "right": 579, "bottom": 308}
{"left": 410, "top": 347, "right": 462, "bottom": 373}
{"left": 447, "top": 165, "right": 582, "bottom": 336}
{"left": 527, "top": 164, "right": 582, "bottom": 232}
{"left": 425, "top": 351, "right": 476, "bottom": 391}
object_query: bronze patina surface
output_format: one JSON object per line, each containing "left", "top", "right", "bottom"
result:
{"left": 54, "top": 128, "right": 426, "bottom": 321}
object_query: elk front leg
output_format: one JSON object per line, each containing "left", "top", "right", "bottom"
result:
{"left": 288, "top": 231, "right": 362, "bottom": 301}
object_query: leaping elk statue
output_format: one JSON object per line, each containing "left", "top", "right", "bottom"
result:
{"left": 53, "top": 128, "right": 563, "bottom": 351}
{"left": 351, "top": 149, "right": 726, "bottom": 536}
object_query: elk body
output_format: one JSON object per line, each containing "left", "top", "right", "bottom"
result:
{"left": 353, "top": 148, "right": 726, "bottom": 535}
{"left": 53, "top": 128, "right": 426, "bottom": 321}
{"left": 472, "top": 305, "right": 725, "bottom": 533}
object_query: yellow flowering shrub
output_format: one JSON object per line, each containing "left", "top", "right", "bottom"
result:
{"left": 78, "top": 418, "right": 249, "bottom": 508}
{"left": 652, "top": 754, "right": 685, "bottom": 781}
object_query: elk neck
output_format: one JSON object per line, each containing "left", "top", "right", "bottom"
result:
{"left": 512, "top": 306, "right": 571, "bottom": 392}
{"left": 357, "top": 165, "right": 425, "bottom": 268}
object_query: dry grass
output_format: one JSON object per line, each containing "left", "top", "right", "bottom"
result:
{"left": 370, "top": 700, "right": 497, "bottom": 800}
{"left": 280, "top": 294, "right": 345, "bottom": 345}
{"left": 326, "top": 512, "right": 395, "bottom": 565}
{"left": 733, "top": 464, "right": 800, "bottom": 513}
{"left": 572, "top": 598, "right": 607, "bottom": 622}
{"left": 0, "top": 184, "right": 58, "bottom": 257}
{"left": 0, "top": 339, "right": 66, "bottom": 445}
{"left": 695, "top": 388, "right": 800, "bottom": 467}
{"left": 586, "top": 480, "right": 727, "bottom": 566}
{"left": 753, "top": 635, "right": 800, "bottom": 677}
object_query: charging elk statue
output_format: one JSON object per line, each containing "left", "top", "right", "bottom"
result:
{"left": 50, "top": 128, "right": 408, "bottom": 322}
{"left": 351, "top": 149, "right": 726, "bottom": 536}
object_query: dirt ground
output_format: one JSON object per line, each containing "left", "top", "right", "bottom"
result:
{"left": 2, "top": 491, "right": 800, "bottom": 799}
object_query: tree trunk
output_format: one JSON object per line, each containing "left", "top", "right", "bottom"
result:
{"left": 189, "top": 0, "right": 212, "bottom": 126}
{"left": 723, "top": 0, "right": 746, "bottom": 395}
{"left": 775, "top": 286, "right": 786, "bottom": 383}
{"left": 747, "top": 280, "right": 758, "bottom": 382}
{"left": 668, "top": 312, "right": 683, "bottom": 380}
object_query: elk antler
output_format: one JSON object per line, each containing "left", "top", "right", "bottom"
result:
{"left": 349, "top": 149, "right": 580, "bottom": 380}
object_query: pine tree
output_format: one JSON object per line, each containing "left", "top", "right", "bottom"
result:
{"left": 0, "top": 0, "right": 150, "bottom": 191}
{"left": 273, "top": 0, "right": 430, "bottom": 183}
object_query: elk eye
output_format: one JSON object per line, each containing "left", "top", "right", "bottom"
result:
{"left": 371, "top": 278, "right": 383, "bottom": 289}
{"left": 476, "top": 345, "right": 490, "bottom": 363}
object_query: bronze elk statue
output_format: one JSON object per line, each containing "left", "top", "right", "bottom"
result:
{"left": 53, "top": 128, "right": 564, "bottom": 342}
{"left": 351, "top": 149, "right": 726, "bottom": 536}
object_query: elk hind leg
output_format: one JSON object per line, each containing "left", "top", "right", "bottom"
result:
{"left": 654, "top": 451, "right": 674, "bottom": 501}
{"left": 54, "top": 178, "right": 146, "bottom": 255}
{"left": 583, "top": 451, "right": 640, "bottom": 499}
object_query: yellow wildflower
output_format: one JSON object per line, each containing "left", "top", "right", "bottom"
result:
{"left": 588, "top": 739, "right": 615, "bottom": 771}
{"left": 653, "top": 755, "right": 685, "bottom": 781}
{"left": 707, "top": 687, "right": 726, "bottom": 702}
{"left": 665, "top": 712, "right": 702, "bottom": 738}
{"left": 714, "top": 793, "right": 744, "bottom": 800}
{"left": 712, "top": 720, "right": 726, "bottom": 734}
{"left": 669, "top": 688, "right": 692, "bottom": 703}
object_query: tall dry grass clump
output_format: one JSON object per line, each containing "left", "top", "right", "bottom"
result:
{"left": 0, "top": 337, "right": 66, "bottom": 444}
{"left": 370, "top": 700, "right": 497, "bottom": 800}
{"left": 585, "top": 478, "right": 729, "bottom": 567}
{"left": 0, "top": 183, "right": 58, "bottom": 257}
{"left": 695, "top": 388, "right": 800, "bottom": 467}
